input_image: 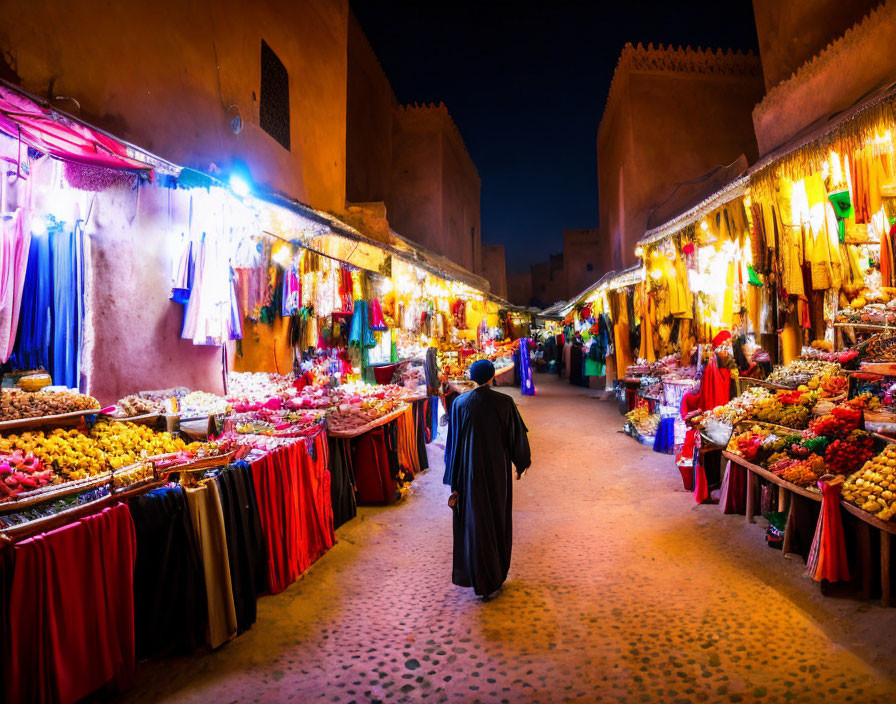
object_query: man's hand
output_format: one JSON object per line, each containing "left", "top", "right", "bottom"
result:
{"left": 448, "top": 492, "right": 458, "bottom": 508}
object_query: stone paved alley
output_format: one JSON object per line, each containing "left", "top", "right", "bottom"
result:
{"left": 122, "top": 376, "right": 896, "bottom": 704}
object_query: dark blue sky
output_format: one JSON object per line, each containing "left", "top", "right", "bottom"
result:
{"left": 351, "top": 1, "right": 760, "bottom": 273}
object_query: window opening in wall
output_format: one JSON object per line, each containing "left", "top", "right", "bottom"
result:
{"left": 260, "top": 40, "right": 290, "bottom": 150}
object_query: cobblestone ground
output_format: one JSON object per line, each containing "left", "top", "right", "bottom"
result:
{"left": 122, "top": 375, "right": 896, "bottom": 704}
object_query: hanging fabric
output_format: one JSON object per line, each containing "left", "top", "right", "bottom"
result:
{"left": 0, "top": 207, "right": 31, "bottom": 362}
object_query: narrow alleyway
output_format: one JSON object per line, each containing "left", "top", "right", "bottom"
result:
{"left": 124, "top": 375, "right": 896, "bottom": 704}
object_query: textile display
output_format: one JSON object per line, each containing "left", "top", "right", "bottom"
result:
{"left": 519, "top": 338, "right": 535, "bottom": 396}
{"left": 215, "top": 462, "right": 266, "bottom": 635}
{"left": 184, "top": 482, "right": 238, "bottom": 649}
{"left": 299, "top": 429, "right": 336, "bottom": 563}
{"left": 49, "top": 220, "right": 84, "bottom": 388}
{"left": 807, "top": 479, "right": 851, "bottom": 583}
{"left": 719, "top": 461, "right": 747, "bottom": 515}
{"left": 0, "top": 207, "right": 31, "bottom": 362}
{"left": 351, "top": 427, "right": 398, "bottom": 504}
{"left": 6, "top": 504, "right": 136, "bottom": 704}
{"left": 129, "top": 486, "right": 207, "bottom": 658}
{"left": 412, "top": 399, "right": 430, "bottom": 470}
{"left": 396, "top": 406, "right": 420, "bottom": 478}
{"left": 250, "top": 439, "right": 335, "bottom": 594}
{"left": 328, "top": 436, "right": 358, "bottom": 529}
{"left": 653, "top": 416, "right": 675, "bottom": 453}
{"left": 349, "top": 299, "right": 376, "bottom": 348}
{"left": 11, "top": 218, "right": 51, "bottom": 371}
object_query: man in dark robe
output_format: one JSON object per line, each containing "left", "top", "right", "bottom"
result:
{"left": 443, "top": 360, "right": 531, "bottom": 600}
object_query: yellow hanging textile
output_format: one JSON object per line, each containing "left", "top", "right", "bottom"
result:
{"left": 774, "top": 178, "right": 805, "bottom": 296}
{"left": 671, "top": 255, "right": 693, "bottom": 319}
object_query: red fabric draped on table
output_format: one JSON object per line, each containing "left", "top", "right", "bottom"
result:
{"left": 352, "top": 427, "right": 398, "bottom": 504}
{"left": 300, "top": 428, "right": 336, "bottom": 565}
{"left": 5, "top": 503, "right": 136, "bottom": 704}
{"left": 251, "top": 429, "right": 335, "bottom": 595}
{"left": 807, "top": 479, "right": 851, "bottom": 583}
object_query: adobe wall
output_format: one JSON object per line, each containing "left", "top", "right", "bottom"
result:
{"left": 1, "top": 0, "right": 348, "bottom": 213}
{"left": 562, "top": 229, "right": 601, "bottom": 298}
{"left": 389, "top": 104, "right": 481, "bottom": 273}
{"left": 598, "top": 45, "right": 763, "bottom": 271}
{"left": 752, "top": 1, "right": 896, "bottom": 155}
{"left": 346, "top": 9, "right": 397, "bottom": 204}
{"left": 507, "top": 271, "right": 533, "bottom": 307}
{"left": 481, "top": 244, "right": 508, "bottom": 300}
{"left": 388, "top": 109, "right": 443, "bottom": 255}
{"left": 441, "top": 129, "right": 482, "bottom": 273}
{"left": 597, "top": 69, "right": 634, "bottom": 274}
{"left": 752, "top": 0, "right": 880, "bottom": 92}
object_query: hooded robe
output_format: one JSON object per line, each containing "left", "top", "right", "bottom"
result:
{"left": 443, "top": 385, "right": 531, "bottom": 596}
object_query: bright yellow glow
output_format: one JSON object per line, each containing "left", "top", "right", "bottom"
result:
{"left": 634, "top": 246, "right": 644, "bottom": 257}
{"left": 700, "top": 220, "right": 709, "bottom": 232}
{"left": 650, "top": 268, "right": 663, "bottom": 281}
{"left": 272, "top": 241, "right": 292, "bottom": 266}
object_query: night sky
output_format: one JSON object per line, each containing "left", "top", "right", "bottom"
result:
{"left": 351, "top": 0, "right": 761, "bottom": 273}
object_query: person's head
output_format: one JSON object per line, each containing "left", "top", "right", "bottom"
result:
{"left": 469, "top": 360, "right": 496, "bottom": 386}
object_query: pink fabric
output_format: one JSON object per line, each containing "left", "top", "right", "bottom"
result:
{"left": 0, "top": 85, "right": 149, "bottom": 173}
{"left": 0, "top": 207, "right": 31, "bottom": 361}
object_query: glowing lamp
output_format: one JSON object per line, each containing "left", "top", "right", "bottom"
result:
{"left": 650, "top": 268, "right": 663, "bottom": 281}
{"left": 700, "top": 220, "right": 709, "bottom": 232}
{"left": 634, "top": 246, "right": 644, "bottom": 257}
{"left": 230, "top": 173, "right": 251, "bottom": 197}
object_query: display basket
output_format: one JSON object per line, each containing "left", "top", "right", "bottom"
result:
{"left": 735, "top": 376, "right": 765, "bottom": 396}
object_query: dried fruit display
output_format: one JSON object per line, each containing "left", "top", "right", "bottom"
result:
{"left": 0, "top": 389, "right": 100, "bottom": 422}
{"left": 110, "top": 395, "right": 164, "bottom": 418}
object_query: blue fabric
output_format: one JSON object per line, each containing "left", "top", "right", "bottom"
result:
{"left": 348, "top": 300, "right": 375, "bottom": 349}
{"left": 50, "top": 222, "right": 83, "bottom": 388}
{"left": 11, "top": 224, "right": 53, "bottom": 371}
{"left": 519, "top": 338, "right": 535, "bottom": 396}
{"left": 653, "top": 416, "right": 676, "bottom": 453}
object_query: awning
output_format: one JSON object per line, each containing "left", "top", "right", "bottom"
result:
{"left": 606, "top": 264, "right": 644, "bottom": 290}
{"left": 639, "top": 175, "right": 748, "bottom": 247}
{"left": 0, "top": 82, "right": 151, "bottom": 173}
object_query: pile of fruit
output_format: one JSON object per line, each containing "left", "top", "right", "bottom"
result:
{"left": 0, "top": 423, "right": 202, "bottom": 481}
{"left": 770, "top": 454, "right": 828, "bottom": 487}
{"left": 741, "top": 389, "right": 817, "bottom": 429}
{"left": 91, "top": 421, "right": 201, "bottom": 469}
{"left": 0, "top": 450, "right": 58, "bottom": 497}
{"left": 842, "top": 444, "right": 896, "bottom": 521}
{"left": 708, "top": 387, "right": 773, "bottom": 425}
{"left": 110, "top": 394, "right": 164, "bottom": 418}
{"left": 818, "top": 374, "right": 848, "bottom": 398}
{"left": 0, "top": 389, "right": 100, "bottom": 422}
{"left": 727, "top": 397, "right": 876, "bottom": 487}
{"left": 765, "top": 360, "right": 843, "bottom": 390}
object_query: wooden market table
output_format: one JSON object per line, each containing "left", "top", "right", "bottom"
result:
{"left": 723, "top": 450, "right": 896, "bottom": 605}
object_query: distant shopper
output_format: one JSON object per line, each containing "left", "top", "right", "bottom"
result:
{"left": 443, "top": 360, "right": 531, "bottom": 600}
